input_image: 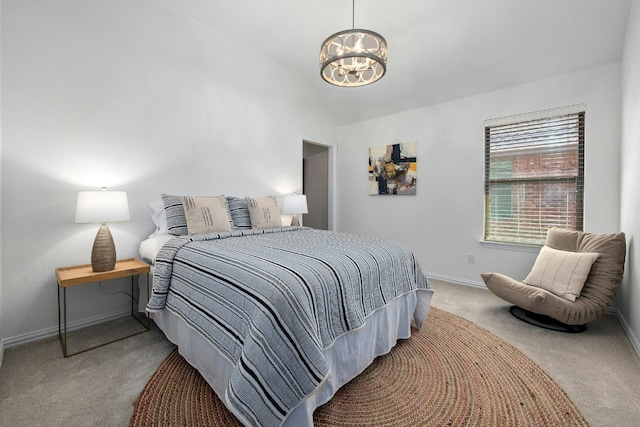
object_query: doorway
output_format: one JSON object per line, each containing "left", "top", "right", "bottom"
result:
{"left": 303, "top": 141, "right": 330, "bottom": 230}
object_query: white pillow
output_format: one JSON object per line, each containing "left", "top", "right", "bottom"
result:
{"left": 523, "top": 246, "right": 599, "bottom": 301}
{"left": 245, "top": 196, "right": 282, "bottom": 229}
{"left": 147, "top": 200, "right": 168, "bottom": 237}
{"left": 181, "top": 196, "right": 232, "bottom": 235}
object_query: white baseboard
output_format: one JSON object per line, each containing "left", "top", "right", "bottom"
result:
{"left": 617, "top": 310, "right": 640, "bottom": 359}
{"left": 2, "top": 307, "right": 133, "bottom": 349}
{"left": 424, "top": 271, "right": 486, "bottom": 289}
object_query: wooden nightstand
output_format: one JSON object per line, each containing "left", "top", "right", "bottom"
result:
{"left": 55, "top": 258, "right": 151, "bottom": 357}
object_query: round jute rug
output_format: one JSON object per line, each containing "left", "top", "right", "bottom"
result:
{"left": 130, "top": 307, "right": 588, "bottom": 426}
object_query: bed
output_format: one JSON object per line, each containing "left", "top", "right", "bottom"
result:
{"left": 140, "top": 195, "right": 434, "bottom": 427}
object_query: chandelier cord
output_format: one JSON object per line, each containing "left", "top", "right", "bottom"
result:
{"left": 352, "top": 0, "right": 355, "bottom": 29}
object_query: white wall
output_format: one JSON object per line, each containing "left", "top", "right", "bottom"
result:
{"left": 0, "top": 0, "right": 4, "bottom": 365}
{"left": 620, "top": 0, "right": 640, "bottom": 353}
{"left": 336, "top": 63, "right": 622, "bottom": 286}
{"left": 0, "top": 0, "right": 336, "bottom": 344}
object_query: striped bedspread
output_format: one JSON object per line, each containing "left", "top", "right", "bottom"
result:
{"left": 147, "top": 227, "right": 431, "bottom": 427}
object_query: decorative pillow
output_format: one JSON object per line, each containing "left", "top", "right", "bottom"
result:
{"left": 162, "top": 194, "right": 231, "bottom": 235}
{"left": 147, "top": 200, "right": 168, "bottom": 237}
{"left": 227, "top": 196, "right": 252, "bottom": 229}
{"left": 161, "top": 194, "right": 189, "bottom": 236}
{"left": 523, "top": 246, "right": 599, "bottom": 301}
{"left": 181, "top": 196, "right": 232, "bottom": 235}
{"left": 245, "top": 196, "right": 282, "bottom": 229}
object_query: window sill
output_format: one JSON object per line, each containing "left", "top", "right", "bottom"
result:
{"left": 479, "top": 240, "right": 541, "bottom": 253}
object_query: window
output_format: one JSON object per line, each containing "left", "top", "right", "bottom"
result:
{"left": 484, "top": 107, "right": 585, "bottom": 245}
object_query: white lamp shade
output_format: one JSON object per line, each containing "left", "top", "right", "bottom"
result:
{"left": 282, "top": 195, "right": 308, "bottom": 214}
{"left": 75, "top": 190, "right": 130, "bottom": 224}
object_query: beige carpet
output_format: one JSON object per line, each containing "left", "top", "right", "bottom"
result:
{"left": 130, "top": 307, "right": 588, "bottom": 426}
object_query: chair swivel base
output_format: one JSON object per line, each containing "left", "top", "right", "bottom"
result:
{"left": 509, "top": 306, "right": 587, "bottom": 333}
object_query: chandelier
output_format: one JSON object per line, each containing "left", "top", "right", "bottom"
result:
{"left": 319, "top": 0, "right": 387, "bottom": 87}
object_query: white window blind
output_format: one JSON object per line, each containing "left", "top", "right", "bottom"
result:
{"left": 484, "top": 108, "right": 585, "bottom": 245}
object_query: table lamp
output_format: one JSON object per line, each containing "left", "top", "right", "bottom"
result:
{"left": 75, "top": 188, "right": 130, "bottom": 272}
{"left": 282, "top": 194, "right": 308, "bottom": 226}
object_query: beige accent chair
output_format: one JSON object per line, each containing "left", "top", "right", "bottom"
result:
{"left": 481, "top": 228, "right": 626, "bottom": 332}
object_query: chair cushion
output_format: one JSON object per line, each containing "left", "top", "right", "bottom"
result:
{"left": 545, "top": 228, "right": 626, "bottom": 309}
{"left": 482, "top": 273, "right": 551, "bottom": 309}
{"left": 523, "top": 246, "right": 598, "bottom": 301}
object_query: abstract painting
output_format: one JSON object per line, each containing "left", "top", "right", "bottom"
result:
{"left": 369, "top": 142, "right": 417, "bottom": 195}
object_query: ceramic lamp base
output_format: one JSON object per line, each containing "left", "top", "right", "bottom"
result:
{"left": 291, "top": 215, "right": 300, "bottom": 226}
{"left": 91, "top": 224, "right": 116, "bottom": 272}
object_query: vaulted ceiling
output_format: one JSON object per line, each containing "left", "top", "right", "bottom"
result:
{"left": 151, "top": 0, "right": 632, "bottom": 126}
